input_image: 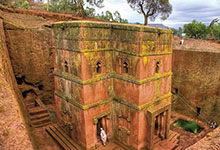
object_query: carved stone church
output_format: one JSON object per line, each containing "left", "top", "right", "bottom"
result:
{"left": 52, "top": 21, "right": 173, "bottom": 150}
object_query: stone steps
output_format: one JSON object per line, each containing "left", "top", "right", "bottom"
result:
{"left": 46, "top": 125, "right": 82, "bottom": 150}
{"left": 27, "top": 98, "right": 51, "bottom": 128}
{"left": 174, "top": 146, "right": 183, "bottom": 150}
{"left": 31, "top": 115, "right": 50, "bottom": 125}
{"left": 154, "top": 136, "right": 161, "bottom": 144}
{"left": 30, "top": 112, "right": 49, "bottom": 120}
{"left": 113, "top": 140, "right": 129, "bottom": 150}
{"left": 28, "top": 106, "right": 48, "bottom": 114}
{"left": 32, "top": 122, "right": 51, "bottom": 128}
{"left": 154, "top": 131, "right": 182, "bottom": 150}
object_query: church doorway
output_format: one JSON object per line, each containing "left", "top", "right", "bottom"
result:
{"left": 97, "top": 118, "right": 103, "bottom": 141}
{"left": 154, "top": 111, "right": 167, "bottom": 140}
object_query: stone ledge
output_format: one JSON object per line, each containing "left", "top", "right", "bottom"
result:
{"left": 55, "top": 48, "right": 172, "bottom": 56}
{"left": 114, "top": 92, "right": 172, "bottom": 111}
{"left": 55, "top": 91, "right": 172, "bottom": 111}
{"left": 55, "top": 91, "right": 112, "bottom": 110}
{"left": 52, "top": 21, "right": 171, "bottom": 34}
{"left": 54, "top": 71, "right": 173, "bottom": 85}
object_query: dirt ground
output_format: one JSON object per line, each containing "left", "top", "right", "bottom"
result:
{"left": 173, "top": 36, "right": 220, "bottom": 52}
{"left": 33, "top": 126, "right": 60, "bottom": 150}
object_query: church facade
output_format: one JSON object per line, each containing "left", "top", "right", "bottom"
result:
{"left": 52, "top": 21, "right": 173, "bottom": 150}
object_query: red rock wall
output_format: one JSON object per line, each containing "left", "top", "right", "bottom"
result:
{"left": 0, "top": 18, "right": 34, "bottom": 150}
{"left": 4, "top": 27, "right": 54, "bottom": 104}
{"left": 172, "top": 49, "right": 220, "bottom": 124}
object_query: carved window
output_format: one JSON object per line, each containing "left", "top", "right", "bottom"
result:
{"left": 196, "top": 107, "right": 201, "bottom": 116}
{"left": 123, "top": 61, "right": 128, "bottom": 73}
{"left": 155, "top": 61, "right": 160, "bottom": 73}
{"left": 96, "top": 61, "right": 101, "bottom": 74}
{"left": 64, "top": 61, "right": 68, "bottom": 72}
{"left": 175, "top": 88, "right": 178, "bottom": 94}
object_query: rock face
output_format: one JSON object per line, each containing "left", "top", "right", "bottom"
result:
{"left": 6, "top": 28, "right": 54, "bottom": 103}
{"left": 0, "top": 18, "right": 33, "bottom": 150}
{"left": 186, "top": 127, "right": 220, "bottom": 150}
{"left": 1, "top": 10, "right": 54, "bottom": 104}
{"left": 172, "top": 37, "right": 220, "bottom": 125}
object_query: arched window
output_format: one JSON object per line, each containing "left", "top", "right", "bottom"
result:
{"left": 155, "top": 61, "right": 160, "bottom": 73}
{"left": 123, "top": 61, "right": 128, "bottom": 73}
{"left": 96, "top": 61, "right": 101, "bottom": 73}
{"left": 64, "top": 61, "right": 68, "bottom": 72}
{"left": 196, "top": 107, "right": 201, "bottom": 116}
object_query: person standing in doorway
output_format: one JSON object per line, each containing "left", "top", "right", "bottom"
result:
{"left": 100, "top": 128, "right": 107, "bottom": 146}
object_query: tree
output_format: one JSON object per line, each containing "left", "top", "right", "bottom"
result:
{"left": 48, "top": 0, "right": 104, "bottom": 17}
{"left": 84, "top": 6, "right": 96, "bottom": 17}
{"left": 171, "top": 27, "right": 183, "bottom": 37}
{"left": 209, "top": 18, "right": 219, "bottom": 40}
{"left": 96, "top": 10, "right": 128, "bottom": 23}
{"left": 212, "top": 24, "right": 220, "bottom": 40}
{"left": 0, "top": 0, "right": 30, "bottom": 9}
{"left": 127, "top": 0, "right": 172, "bottom": 25}
{"left": 14, "top": 0, "right": 30, "bottom": 9}
{"left": 77, "top": 0, "right": 104, "bottom": 17}
{"left": 48, "top": 0, "right": 78, "bottom": 14}
{"left": 114, "top": 11, "right": 128, "bottom": 23}
{"left": 0, "top": 0, "right": 12, "bottom": 6}
{"left": 98, "top": 11, "right": 114, "bottom": 21}
{"left": 184, "top": 20, "right": 210, "bottom": 39}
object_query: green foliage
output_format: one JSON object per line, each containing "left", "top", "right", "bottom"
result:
{"left": 85, "top": 7, "right": 96, "bottom": 17}
{"left": 45, "top": 0, "right": 127, "bottom": 22}
{"left": 173, "top": 119, "right": 202, "bottom": 134}
{"left": 96, "top": 11, "right": 113, "bottom": 21}
{"left": 183, "top": 20, "right": 210, "bottom": 40}
{"left": 171, "top": 27, "right": 183, "bottom": 37}
{"left": 212, "top": 24, "right": 220, "bottom": 40}
{"left": 113, "top": 11, "right": 128, "bottom": 23}
{"left": 46, "top": 0, "right": 104, "bottom": 17}
{"left": 14, "top": 0, "right": 30, "bottom": 9}
{"left": 47, "top": 0, "right": 78, "bottom": 14}
{"left": 96, "top": 11, "right": 128, "bottom": 23}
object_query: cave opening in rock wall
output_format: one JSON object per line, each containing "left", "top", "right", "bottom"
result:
{"left": 38, "top": 84, "right": 44, "bottom": 90}
{"left": 175, "top": 88, "right": 178, "bottom": 94}
{"left": 22, "top": 89, "right": 37, "bottom": 99}
{"left": 16, "top": 75, "right": 25, "bottom": 85}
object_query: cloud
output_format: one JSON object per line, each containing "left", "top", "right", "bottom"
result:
{"left": 94, "top": 0, "right": 220, "bottom": 28}
{"left": 153, "top": 0, "right": 220, "bottom": 28}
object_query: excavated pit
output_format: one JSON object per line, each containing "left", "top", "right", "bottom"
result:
{"left": 0, "top": 4, "right": 220, "bottom": 150}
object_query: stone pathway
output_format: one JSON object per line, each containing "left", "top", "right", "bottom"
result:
{"left": 96, "top": 142, "right": 126, "bottom": 150}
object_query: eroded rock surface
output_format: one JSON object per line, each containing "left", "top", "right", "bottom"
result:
{"left": 186, "top": 126, "right": 220, "bottom": 150}
{"left": 0, "top": 10, "right": 54, "bottom": 104}
{"left": 0, "top": 18, "right": 33, "bottom": 150}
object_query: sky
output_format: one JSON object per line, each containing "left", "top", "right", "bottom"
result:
{"left": 94, "top": 0, "right": 220, "bottom": 28}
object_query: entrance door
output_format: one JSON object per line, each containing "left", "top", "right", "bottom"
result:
{"left": 97, "top": 118, "right": 103, "bottom": 141}
{"left": 154, "top": 111, "right": 167, "bottom": 140}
